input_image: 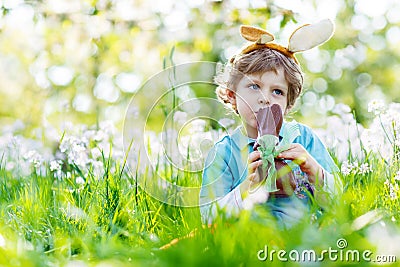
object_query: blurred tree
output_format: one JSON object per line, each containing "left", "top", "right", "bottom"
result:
{"left": 0, "top": 0, "right": 399, "bottom": 133}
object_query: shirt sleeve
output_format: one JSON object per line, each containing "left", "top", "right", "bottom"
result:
{"left": 199, "top": 141, "right": 244, "bottom": 225}
{"left": 200, "top": 186, "right": 244, "bottom": 225}
{"left": 299, "top": 124, "right": 342, "bottom": 194}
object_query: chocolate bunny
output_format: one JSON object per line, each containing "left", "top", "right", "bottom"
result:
{"left": 253, "top": 104, "right": 296, "bottom": 197}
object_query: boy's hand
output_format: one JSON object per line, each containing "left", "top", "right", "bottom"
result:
{"left": 276, "top": 143, "right": 324, "bottom": 186}
{"left": 247, "top": 150, "right": 263, "bottom": 183}
{"left": 240, "top": 150, "right": 267, "bottom": 198}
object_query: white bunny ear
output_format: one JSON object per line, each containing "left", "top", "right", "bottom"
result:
{"left": 288, "top": 19, "right": 334, "bottom": 53}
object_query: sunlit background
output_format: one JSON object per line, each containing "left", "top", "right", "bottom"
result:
{"left": 1, "top": 0, "right": 399, "bottom": 132}
{"left": 1, "top": 1, "right": 400, "bottom": 264}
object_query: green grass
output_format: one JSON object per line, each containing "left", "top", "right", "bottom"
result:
{"left": 0, "top": 137, "right": 399, "bottom": 266}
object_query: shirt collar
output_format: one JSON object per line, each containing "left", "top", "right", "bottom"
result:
{"left": 230, "top": 126, "right": 257, "bottom": 150}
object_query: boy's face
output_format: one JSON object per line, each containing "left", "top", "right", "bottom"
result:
{"left": 227, "top": 68, "right": 289, "bottom": 138}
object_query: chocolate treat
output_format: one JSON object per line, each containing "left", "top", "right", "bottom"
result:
{"left": 253, "top": 104, "right": 296, "bottom": 197}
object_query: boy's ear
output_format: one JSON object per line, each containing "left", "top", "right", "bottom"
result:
{"left": 226, "top": 89, "right": 236, "bottom": 104}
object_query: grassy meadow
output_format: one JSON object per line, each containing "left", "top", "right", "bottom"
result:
{"left": 0, "top": 101, "right": 399, "bottom": 267}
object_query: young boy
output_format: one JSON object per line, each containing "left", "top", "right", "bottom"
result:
{"left": 199, "top": 20, "right": 341, "bottom": 227}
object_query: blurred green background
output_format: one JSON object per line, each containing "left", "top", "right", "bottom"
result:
{"left": 1, "top": 0, "right": 399, "bottom": 131}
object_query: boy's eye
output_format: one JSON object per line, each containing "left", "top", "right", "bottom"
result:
{"left": 248, "top": 84, "right": 260, "bottom": 90}
{"left": 273, "top": 89, "right": 284, "bottom": 95}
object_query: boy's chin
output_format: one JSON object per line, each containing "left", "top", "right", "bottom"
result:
{"left": 242, "top": 122, "right": 258, "bottom": 135}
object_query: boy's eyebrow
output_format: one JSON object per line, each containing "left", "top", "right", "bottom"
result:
{"left": 247, "top": 75, "right": 270, "bottom": 85}
{"left": 270, "top": 83, "right": 288, "bottom": 90}
{"left": 247, "top": 77, "right": 262, "bottom": 84}
{"left": 242, "top": 74, "right": 260, "bottom": 82}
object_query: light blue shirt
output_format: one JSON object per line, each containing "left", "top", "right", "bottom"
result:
{"left": 199, "top": 122, "right": 340, "bottom": 227}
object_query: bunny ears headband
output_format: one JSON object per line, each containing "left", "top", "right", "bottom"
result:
{"left": 231, "top": 19, "right": 335, "bottom": 64}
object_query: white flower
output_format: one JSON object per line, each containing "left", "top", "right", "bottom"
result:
{"left": 395, "top": 138, "right": 400, "bottom": 148}
{"left": 60, "top": 135, "right": 89, "bottom": 167}
{"left": 161, "top": 129, "right": 178, "bottom": 146}
{"left": 145, "top": 131, "right": 161, "bottom": 155}
{"left": 358, "top": 163, "right": 372, "bottom": 174}
{"left": 50, "top": 159, "right": 63, "bottom": 179}
{"left": 64, "top": 203, "right": 88, "bottom": 221}
{"left": 76, "top": 177, "right": 85, "bottom": 185}
{"left": 218, "top": 118, "right": 236, "bottom": 129}
{"left": 341, "top": 161, "right": 353, "bottom": 175}
{"left": 149, "top": 233, "right": 160, "bottom": 243}
{"left": 173, "top": 111, "right": 187, "bottom": 126}
{"left": 82, "top": 129, "right": 96, "bottom": 141}
{"left": 91, "top": 148, "right": 103, "bottom": 159}
{"left": 387, "top": 102, "right": 400, "bottom": 114}
{"left": 90, "top": 160, "right": 104, "bottom": 178}
{"left": 99, "top": 120, "right": 116, "bottom": 137}
{"left": 316, "top": 105, "right": 364, "bottom": 162}
{"left": 60, "top": 136, "right": 75, "bottom": 153}
{"left": 368, "top": 99, "right": 386, "bottom": 115}
{"left": 50, "top": 159, "right": 62, "bottom": 171}
{"left": 384, "top": 180, "right": 398, "bottom": 200}
{"left": 394, "top": 171, "right": 400, "bottom": 181}
{"left": 360, "top": 102, "right": 400, "bottom": 159}
{"left": 128, "top": 106, "right": 139, "bottom": 119}
{"left": 361, "top": 127, "right": 391, "bottom": 159}
{"left": 5, "top": 161, "right": 15, "bottom": 171}
{"left": 214, "top": 62, "right": 231, "bottom": 87}
{"left": 332, "top": 103, "right": 351, "bottom": 116}
{"left": 93, "top": 130, "right": 108, "bottom": 142}
{"left": 381, "top": 112, "right": 400, "bottom": 135}
{"left": 189, "top": 119, "right": 206, "bottom": 133}
{"left": 23, "top": 150, "right": 43, "bottom": 168}
{"left": 389, "top": 190, "right": 397, "bottom": 200}
{"left": 394, "top": 183, "right": 399, "bottom": 191}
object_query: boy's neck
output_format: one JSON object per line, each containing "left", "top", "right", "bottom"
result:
{"left": 240, "top": 125, "right": 258, "bottom": 139}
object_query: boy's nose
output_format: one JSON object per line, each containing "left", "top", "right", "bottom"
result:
{"left": 258, "top": 96, "right": 270, "bottom": 106}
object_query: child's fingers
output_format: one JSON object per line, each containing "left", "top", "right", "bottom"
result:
{"left": 248, "top": 151, "right": 261, "bottom": 163}
{"left": 278, "top": 150, "right": 307, "bottom": 163}
{"left": 248, "top": 160, "right": 262, "bottom": 173}
{"left": 248, "top": 171, "right": 263, "bottom": 183}
{"left": 277, "top": 144, "right": 307, "bottom": 162}
{"left": 285, "top": 143, "right": 302, "bottom": 150}
{"left": 277, "top": 143, "right": 303, "bottom": 154}
{"left": 247, "top": 151, "right": 263, "bottom": 184}
{"left": 248, "top": 173, "right": 257, "bottom": 182}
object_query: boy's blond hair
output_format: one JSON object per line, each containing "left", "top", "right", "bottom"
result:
{"left": 215, "top": 48, "right": 303, "bottom": 113}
